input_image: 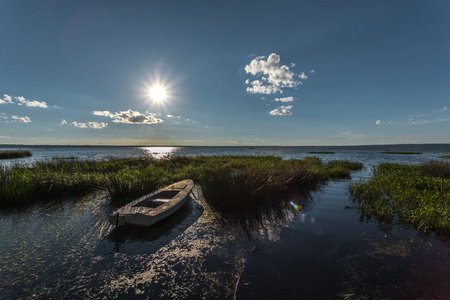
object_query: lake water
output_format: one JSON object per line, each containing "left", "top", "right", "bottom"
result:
{"left": 1, "top": 145, "right": 450, "bottom": 299}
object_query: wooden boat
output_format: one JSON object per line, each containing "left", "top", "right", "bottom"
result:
{"left": 109, "top": 179, "right": 194, "bottom": 228}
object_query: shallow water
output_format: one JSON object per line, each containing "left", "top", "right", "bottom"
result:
{"left": 1, "top": 145, "right": 450, "bottom": 299}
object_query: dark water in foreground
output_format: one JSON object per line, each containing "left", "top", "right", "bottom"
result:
{"left": 1, "top": 145, "right": 450, "bottom": 299}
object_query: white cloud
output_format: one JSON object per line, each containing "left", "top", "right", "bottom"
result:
{"left": 270, "top": 105, "right": 293, "bottom": 116}
{"left": 299, "top": 72, "right": 308, "bottom": 80}
{"left": 0, "top": 94, "right": 13, "bottom": 104}
{"left": 431, "top": 106, "right": 448, "bottom": 113}
{"left": 92, "top": 110, "right": 114, "bottom": 117}
{"left": 71, "top": 121, "right": 88, "bottom": 128}
{"left": 14, "top": 96, "right": 47, "bottom": 108}
{"left": 11, "top": 115, "right": 31, "bottom": 123}
{"left": 61, "top": 119, "right": 108, "bottom": 129}
{"left": 93, "top": 109, "right": 163, "bottom": 124}
{"left": 409, "top": 118, "right": 450, "bottom": 125}
{"left": 376, "top": 120, "right": 382, "bottom": 125}
{"left": 274, "top": 97, "right": 294, "bottom": 102}
{"left": 1, "top": 94, "right": 47, "bottom": 108}
{"left": 245, "top": 53, "right": 305, "bottom": 94}
{"left": 88, "top": 122, "right": 108, "bottom": 129}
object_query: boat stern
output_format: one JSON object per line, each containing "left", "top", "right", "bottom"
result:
{"left": 108, "top": 213, "right": 127, "bottom": 226}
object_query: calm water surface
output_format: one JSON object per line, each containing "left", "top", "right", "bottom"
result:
{"left": 1, "top": 145, "right": 450, "bottom": 299}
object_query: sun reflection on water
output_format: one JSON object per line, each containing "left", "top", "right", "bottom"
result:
{"left": 142, "top": 147, "right": 178, "bottom": 159}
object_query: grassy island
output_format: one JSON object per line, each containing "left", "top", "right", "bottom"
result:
{"left": 379, "top": 151, "right": 422, "bottom": 155}
{"left": 0, "top": 150, "right": 32, "bottom": 159}
{"left": 308, "top": 151, "right": 335, "bottom": 154}
{"left": 350, "top": 160, "right": 450, "bottom": 233}
{"left": 0, "top": 155, "right": 363, "bottom": 211}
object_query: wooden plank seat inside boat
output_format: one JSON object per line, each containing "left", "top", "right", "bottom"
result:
{"left": 133, "top": 190, "right": 180, "bottom": 208}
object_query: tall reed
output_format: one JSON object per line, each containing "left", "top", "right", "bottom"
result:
{"left": 0, "top": 156, "right": 363, "bottom": 211}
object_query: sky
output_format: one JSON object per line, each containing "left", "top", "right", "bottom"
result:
{"left": 1, "top": 0, "right": 450, "bottom": 146}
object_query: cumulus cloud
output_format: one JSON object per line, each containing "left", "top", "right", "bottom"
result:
{"left": 71, "top": 121, "right": 88, "bottom": 128}
{"left": 88, "top": 122, "right": 108, "bottom": 129}
{"left": 92, "top": 109, "right": 163, "bottom": 124}
{"left": 61, "top": 119, "right": 108, "bottom": 129}
{"left": 245, "top": 53, "right": 304, "bottom": 94}
{"left": 0, "top": 94, "right": 13, "bottom": 104}
{"left": 270, "top": 105, "right": 293, "bottom": 116}
{"left": 92, "top": 110, "right": 114, "bottom": 117}
{"left": 274, "top": 97, "right": 294, "bottom": 102}
{"left": 14, "top": 96, "right": 48, "bottom": 108}
{"left": 11, "top": 115, "right": 31, "bottom": 123}
{"left": 0, "top": 94, "right": 47, "bottom": 108}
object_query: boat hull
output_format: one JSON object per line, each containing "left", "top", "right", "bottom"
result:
{"left": 109, "top": 179, "right": 194, "bottom": 227}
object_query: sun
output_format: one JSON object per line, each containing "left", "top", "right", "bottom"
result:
{"left": 149, "top": 85, "right": 167, "bottom": 102}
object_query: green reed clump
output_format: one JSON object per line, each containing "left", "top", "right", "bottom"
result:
{"left": 326, "top": 160, "right": 364, "bottom": 179}
{"left": 350, "top": 162, "right": 450, "bottom": 232}
{"left": 0, "top": 155, "right": 363, "bottom": 210}
{"left": 0, "top": 150, "right": 32, "bottom": 159}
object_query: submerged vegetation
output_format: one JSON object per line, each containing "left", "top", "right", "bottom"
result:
{"left": 0, "top": 156, "right": 363, "bottom": 212}
{"left": 350, "top": 159, "right": 450, "bottom": 233}
{"left": 0, "top": 150, "right": 32, "bottom": 159}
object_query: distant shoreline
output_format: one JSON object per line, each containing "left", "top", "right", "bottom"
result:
{"left": 1, "top": 143, "right": 450, "bottom": 148}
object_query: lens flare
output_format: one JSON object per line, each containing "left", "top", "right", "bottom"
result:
{"left": 290, "top": 201, "right": 302, "bottom": 211}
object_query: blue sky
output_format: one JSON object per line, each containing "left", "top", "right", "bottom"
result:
{"left": 1, "top": 0, "right": 449, "bottom": 146}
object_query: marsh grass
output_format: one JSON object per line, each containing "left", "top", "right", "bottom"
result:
{"left": 439, "top": 155, "right": 450, "bottom": 159}
{"left": 0, "top": 156, "right": 363, "bottom": 212}
{"left": 0, "top": 150, "right": 32, "bottom": 159}
{"left": 350, "top": 160, "right": 450, "bottom": 232}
